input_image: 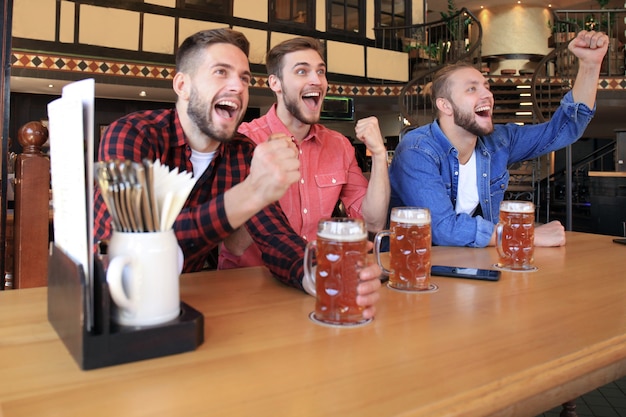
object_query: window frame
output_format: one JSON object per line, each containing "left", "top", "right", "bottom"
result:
{"left": 374, "top": 0, "right": 411, "bottom": 50}
{"left": 270, "top": 0, "right": 315, "bottom": 29}
{"left": 176, "top": 0, "right": 233, "bottom": 16}
{"left": 326, "top": 0, "right": 365, "bottom": 37}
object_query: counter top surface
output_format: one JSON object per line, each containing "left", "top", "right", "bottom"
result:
{"left": 0, "top": 232, "right": 625, "bottom": 417}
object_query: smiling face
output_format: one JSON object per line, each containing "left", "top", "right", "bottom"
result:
{"left": 446, "top": 67, "right": 495, "bottom": 137}
{"left": 270, "top": 48, "right": 328, "bottom": 125}
{"left": 176, "top": 42, "right": 251, "bottom": 145}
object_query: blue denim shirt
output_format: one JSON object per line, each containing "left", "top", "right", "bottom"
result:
{"left": 389, "top": 91, "right": 595, "bottom": 247}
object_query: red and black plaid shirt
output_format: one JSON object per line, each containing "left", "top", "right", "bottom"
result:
{"left": 94, "top": 108, "right": 306, "bottom": 290}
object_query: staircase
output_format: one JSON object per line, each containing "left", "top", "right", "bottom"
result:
{"left": 377, "top": 8, "right": 483, "bottom": 126}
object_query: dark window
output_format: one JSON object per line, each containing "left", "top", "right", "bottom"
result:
{"left": 375, "top": 0, "right": 411, "bottom": 50}
{"left": 328, "top": 0, "right": 364, "bottom": 36}
{"left": 177, "top": 0, "right": 232, "bottom": 15}
{"left": 271, "top": 0, "right": 314, "bottom": 28}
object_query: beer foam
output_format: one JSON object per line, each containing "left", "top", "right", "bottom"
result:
{"left": 500, "top": 201, "right": 534, "bottom": 213}
{"left": 390, "top": 207, "right": 430, "bottom": 225}
{"left": 317, "top": 220, "right": 367, "bottom": 242}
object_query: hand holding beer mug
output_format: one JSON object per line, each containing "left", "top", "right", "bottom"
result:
{"left": 495, "top": 200, "right": 538, "bottom": 271}
{"left": 304, "top": 218, "right": 372, "bottom": 327}
{"left": 374, "top": 207, "right": 436, "bottom": 292}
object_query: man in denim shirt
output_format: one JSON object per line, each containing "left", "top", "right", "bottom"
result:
{"left": 389, "top": 30, "right": 608, "bottom": 248}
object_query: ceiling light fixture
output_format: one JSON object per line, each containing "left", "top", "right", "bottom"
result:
{"left": 48, "top": 84, "right": 54, "bottom": 88}
{"left": 139, "top": 90, "right": 147, "bottom": 97}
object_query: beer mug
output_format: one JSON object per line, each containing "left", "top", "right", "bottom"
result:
{"left": 374, "top": 207, "right": 434, "bottom": 292}
{"left": 304, "top": 218, "right": 370, "bottom": 326}
{"left": 495, "top": 200, "right": 537, "bottom": 271}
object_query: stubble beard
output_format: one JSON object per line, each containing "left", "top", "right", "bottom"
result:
{"left": 452, "top": 101, "right": 494, "bottom": 137}
{"left": 282, "top": 84, "right": 320, "bottom": 125}
{"left": 187, "top": 86, "right": 240, "bottom": 143}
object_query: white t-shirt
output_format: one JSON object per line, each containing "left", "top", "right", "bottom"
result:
{"left": 190, "top": 148, "right": 217, "bottom": 178}
{"left": 455, "top": 150, "right": 479, "bottom": 216}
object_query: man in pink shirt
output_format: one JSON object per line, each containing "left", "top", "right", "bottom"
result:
{"left": 218, "top": 36, "right": 390, "bottom": 270}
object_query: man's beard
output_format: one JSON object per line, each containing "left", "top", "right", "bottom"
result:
{"left": 187, "top": 86, "right": 239, "bottom": 143}
{"left": 283, "top": 84, "right": 320, "bottom": 125}
{"left": 451, "top": 101, "right": 494, "bottom": 137}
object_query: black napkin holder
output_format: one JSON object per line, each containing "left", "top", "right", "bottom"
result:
{"left": 47, "top": 243, "right": 204, "bottom": 370}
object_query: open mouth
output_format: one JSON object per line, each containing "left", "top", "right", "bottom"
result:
{"left": 475, "top": 105, "right": 491, "bottom": 118}
{"left": 302, "top": 91, "right": 321, "bottom": 110}
{"left": 215, "top": 99, "right": 239, "bottom": 120}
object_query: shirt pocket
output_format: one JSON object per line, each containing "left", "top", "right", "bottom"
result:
{"left": 490, "top": 170, "right": 509, "bottom": 199}
{"left": 314, "top": 171, "right": 348, "bottom": 189}
{"left": 314, "top": 171, "right": 348, "bottom": 211}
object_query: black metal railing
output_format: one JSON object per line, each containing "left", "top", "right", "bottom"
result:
{"left": 374, "top": 8, "right": 483, "bottom": 126}
{"left": 531, "top": 9, "right": 624, "bottom": 228}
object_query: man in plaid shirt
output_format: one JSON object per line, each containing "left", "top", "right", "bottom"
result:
{"left": 94, "top": 28, "right": 381, "bottom": 318}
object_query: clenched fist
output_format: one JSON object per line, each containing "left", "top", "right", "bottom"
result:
{"left": 247, "top": 132, "right": 301, "bottom": 206}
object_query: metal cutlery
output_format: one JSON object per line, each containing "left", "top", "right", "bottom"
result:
{"left": 95, "top": 159, "right": 196, "bottom": 233}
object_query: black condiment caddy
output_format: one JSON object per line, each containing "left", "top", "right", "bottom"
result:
{"left": 47, "top": 244, "right": 204, "bottom": 370}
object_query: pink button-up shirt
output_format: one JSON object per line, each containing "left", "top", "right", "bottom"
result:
{"left": 218, "top": 104, "right": 369, "bottom": 269}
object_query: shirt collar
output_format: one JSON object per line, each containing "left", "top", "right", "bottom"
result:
{"left": 432, "top": 119, "right": 490, "bottom": 157}
{"left": 431, "top": 119, "right": 458, "bottom": 156}
{"left": 266, "top": 104, "right": 321, "bottom": 143}
{"left": 174, "top": 108, "right": 225, "bottom": 158}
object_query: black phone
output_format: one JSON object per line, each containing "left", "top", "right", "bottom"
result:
{"left": 613, "top": 238, "right": 626, "bottom": 245}
{"left": 431, "top": 265, "right": 500, "bottom": 281}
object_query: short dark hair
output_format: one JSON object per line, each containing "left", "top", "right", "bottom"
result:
{"left": 266, "top": 37, "right": 324, "bottom": 79}
{"left": 176, "top": 28, "right": 250, "bottom": 74}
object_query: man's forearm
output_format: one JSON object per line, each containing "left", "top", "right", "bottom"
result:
{"left": 362, "top": 152, "right": 390, "bottom": 232}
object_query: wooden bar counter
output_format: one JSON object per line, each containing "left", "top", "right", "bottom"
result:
{"left": 0, "top": 232, "right": 625, "bottom": 417}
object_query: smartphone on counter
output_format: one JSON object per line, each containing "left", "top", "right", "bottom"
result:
{"left": 431, "top": 265, "right": 500, "bottom": 281}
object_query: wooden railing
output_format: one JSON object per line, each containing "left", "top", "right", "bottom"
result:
{"left": 5, "top": 121, "right": 51, "bottom": 289}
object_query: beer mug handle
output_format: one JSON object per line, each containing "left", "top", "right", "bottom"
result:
{"left": 303, "top": 240, "right": 317, "bottom": 296}
{"left": 495, "top": 223, "right": 507, "bottom": 260}
{"left": 373, "top": 231, "right": 393, "bottom": 276}
{"left": 106, "top": 255, "right": 138, "bottom": 313}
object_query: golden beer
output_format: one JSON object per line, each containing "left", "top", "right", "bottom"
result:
{"left": 496, "top": 201, "right": 535, "bottom": 270}
{"left": 306, "top": 218, "right": 369, "bottom": 325}
{"left": 374, "top": 207, "right": 432, "bottom": 291}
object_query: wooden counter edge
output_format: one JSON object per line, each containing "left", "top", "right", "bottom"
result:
{"left": 588, "top": 171, "right": 626, "bottom": 177}
{"left": 400, "top": 334, "right": 626, "bottom": 417}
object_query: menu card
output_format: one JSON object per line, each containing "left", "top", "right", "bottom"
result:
{"left": 47, "top": 79, "right": 95, "bottom": 330}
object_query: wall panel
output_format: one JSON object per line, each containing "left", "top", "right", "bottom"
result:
{"left": 327, "top": 41, "right": 364, "bottom": 77}
{"left": 143, "top": 14, "right": 176, "bottom": 54}
{"left": 13, "top": 0, "right": 55, "bottom": 41}
{"left": 233, "top": 26, "right": 268, "bottom": 65}
{"left": 59, "top": 1, "right": 75, "bottom": 43}
{"left": 178, "top": 19, "right": 227, "bottom": 47}
{"left": 367, "top": 47, "right": 407, "bottom": 82}
{"left": 234, "top": 0, "right": 268, "bottom": 22}
{"left": 79, "top": 5, "right": 139, "bottom": 50}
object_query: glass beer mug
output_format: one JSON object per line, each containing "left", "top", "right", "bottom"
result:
{"left": 304, "top": 218, "right": 371, "bottom": 327}
{"left": 374, "top": 207, "right": 434, "bottom": 292}
{"left": 495, "top": 200, "right": 537, "bottom": 271}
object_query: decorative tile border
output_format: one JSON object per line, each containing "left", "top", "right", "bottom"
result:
{"left": 12, "top": 51, "right": 176, "bottom": 80}
{"left": 10, "top": 51, "right": 406, "bottom": 97}
{"left": 11, "top": 51, "right": 626, "bottom": 96}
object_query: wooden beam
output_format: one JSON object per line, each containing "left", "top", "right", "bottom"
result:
{"left": 0, "top": 0, "right": 14, "bottom": 290}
